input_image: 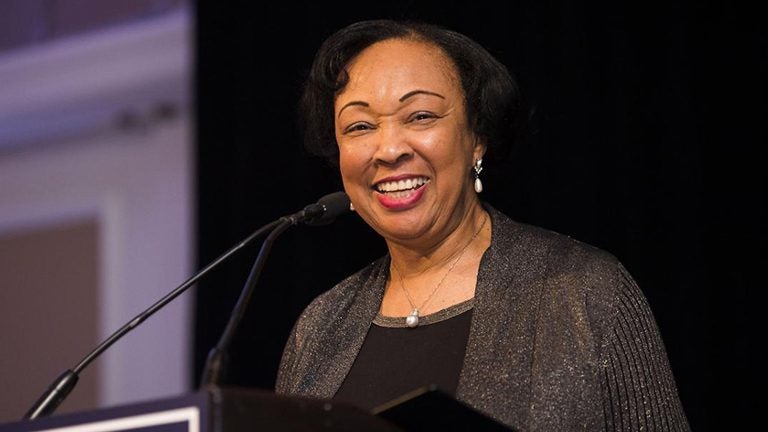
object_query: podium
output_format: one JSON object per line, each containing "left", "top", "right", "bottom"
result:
{"left": 0, "top": 386, "right": 514, "bottom": 432}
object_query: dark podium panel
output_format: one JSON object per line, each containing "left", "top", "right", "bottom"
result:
{"left": 374, "top": 385, "right": 515, "bottom": 431}
{"left": 0, "top": 386, "right": 513, "bottom": 431}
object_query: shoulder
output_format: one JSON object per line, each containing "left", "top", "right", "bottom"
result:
{"left": 483, "top": 204, "right": 637, "bottom": 324}
{"left": 276, "top": 256, "right": 388, "bottom": 392}
{"left": 291, "top": 256, "right": 388, "bottom": 335}
{"left": 486, "top": 204, "right": 620, "bottom": 276}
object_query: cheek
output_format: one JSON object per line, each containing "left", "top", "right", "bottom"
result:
{"left": 421, "top": 131, "right": 473, "bottom": 171}
{"left": 338, "top": 145, "right": 369, "bottom": 182}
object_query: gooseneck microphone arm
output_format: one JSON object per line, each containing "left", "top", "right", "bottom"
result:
{"left": 22, "top": 191, "right": 350, "bottom": 421}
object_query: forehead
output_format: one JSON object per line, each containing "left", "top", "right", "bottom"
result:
{"left": 339, "top": 38, "right": 461, "bottom": 100}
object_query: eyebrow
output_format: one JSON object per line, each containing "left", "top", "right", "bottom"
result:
{"left": 337, "top": 89, "right": 446, "bottom": 118}
{"left": 399, "top": 89, "right": 445, "bottom": 102}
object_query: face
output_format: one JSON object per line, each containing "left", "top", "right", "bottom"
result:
{"left": 335, "top": 38, "right": 485, "bottom": 246}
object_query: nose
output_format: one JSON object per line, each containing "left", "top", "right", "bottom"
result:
{"left": 372, "top": 126, "right": 413, "bottom": 165}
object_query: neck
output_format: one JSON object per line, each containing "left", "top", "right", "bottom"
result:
{"left": 382, "top": 205, "right": 490, "bottom": 319}
{"left": 387, "top": 205, "right": 490, "bottom": 278}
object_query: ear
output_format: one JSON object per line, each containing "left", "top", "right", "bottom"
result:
{"left": 472, "top": 139, "right": 487, "bottom": 164}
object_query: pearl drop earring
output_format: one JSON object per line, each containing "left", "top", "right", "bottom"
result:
{"left": 473, "top": 159, "right": 484, "bottom": 193}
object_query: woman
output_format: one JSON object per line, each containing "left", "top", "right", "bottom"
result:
{"left": 276, "top": 19, "right": 690, "bottom": 431}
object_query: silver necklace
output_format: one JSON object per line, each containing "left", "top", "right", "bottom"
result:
{"left": 391, "top": 214, "right": 488, "bottom": 328}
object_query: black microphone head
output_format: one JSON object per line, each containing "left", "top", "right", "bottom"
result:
{"left": 304, "top": 191, "right": 351, "bottom": 226}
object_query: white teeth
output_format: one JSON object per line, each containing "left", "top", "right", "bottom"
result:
{"left": 376, "top": 177, "right": 429, "bottom": 193}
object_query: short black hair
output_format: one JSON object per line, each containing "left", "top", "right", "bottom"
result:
{"left": 299, "top": 19, "right": 525, "bottom": 167}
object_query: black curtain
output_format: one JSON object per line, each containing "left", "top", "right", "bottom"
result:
{"left": 194, "top": 2, "right": 764, "bottom": 430}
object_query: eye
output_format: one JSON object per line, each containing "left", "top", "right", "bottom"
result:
{"left": 408, "top": 111, "right": 439, "bottom": 123}
{"left": 342, "top": 121, "right": 376, "bottom": 135}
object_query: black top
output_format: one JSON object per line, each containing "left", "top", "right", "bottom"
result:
{"left": 333, "top": 301, "right": 474, "bottom": 410}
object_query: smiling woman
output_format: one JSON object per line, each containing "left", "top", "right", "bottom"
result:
{"left": 275, "top": 19, "right": 691, "bottom": 431}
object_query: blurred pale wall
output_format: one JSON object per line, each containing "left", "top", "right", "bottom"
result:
{"left": 0, "top": 0, "right": 194, "bottom": 423}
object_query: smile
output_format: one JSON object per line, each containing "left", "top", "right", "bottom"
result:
{"left": 374, "top": 177, "right": 430, "bottom": 196}
{"left": 372, "top": 176, "right": 430, "bottom": 210}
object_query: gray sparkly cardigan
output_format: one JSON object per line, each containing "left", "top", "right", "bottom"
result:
{"left": 275, "top": 205, "right": 690, "bottom": 431}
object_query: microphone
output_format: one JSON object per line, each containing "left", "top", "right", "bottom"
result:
{"left": 199, "top": 190, "right": 351, "bottom": 386}
{"left": 23, "top": 191, "right": 351, "bottom": 420}
{"left": 295, "top": 191, "right": 351, "bottom": 226}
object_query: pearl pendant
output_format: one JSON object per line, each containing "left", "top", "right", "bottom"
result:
{"left": 474, "top": 177, "right": 483, "bottom": 193}
{"left": 405, "top": 309, "right": 420, "bottom": 328}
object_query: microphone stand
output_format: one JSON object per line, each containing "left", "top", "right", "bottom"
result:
{"left": 23, "top": 218, "right": 284, "bottom": 420}
{"left": 199, "top": 216, "right": 294, "bottom": 387}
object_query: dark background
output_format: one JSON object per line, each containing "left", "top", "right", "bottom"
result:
{"left": 193, "top": 2, "right": 764, "bottom": 430}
